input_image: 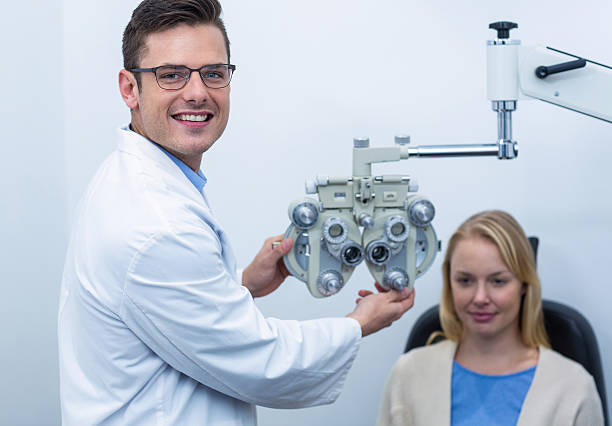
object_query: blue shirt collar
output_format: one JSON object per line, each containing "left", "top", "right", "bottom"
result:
{"left": 157, "top": 145, "right": 208, "bottom": 193}
{"left": 128, "top": 125, "right": 207, "bottom": 192}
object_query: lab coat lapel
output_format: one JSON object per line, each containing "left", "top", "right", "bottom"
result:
{"left": 117, "top": 127, "right": 239, "bottom": 281}
{"left": 200, "top": 188, "right": 238, "bottom": 281}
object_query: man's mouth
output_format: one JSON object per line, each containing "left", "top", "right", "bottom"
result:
{"left": 173, "top": 113, "right": 213, "bottom": 123}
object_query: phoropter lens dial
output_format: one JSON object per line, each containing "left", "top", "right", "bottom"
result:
{"left": 322, "top": 217, "right": 348, "bottom": 245}
{"left": 340, "top": 242, "right": 365, "bottom": 266}
{"left": 385, "top": 216, "right": 410, "bottom": 243}
{"left": 365, "top": 241, "right": 392, "bottom": 265}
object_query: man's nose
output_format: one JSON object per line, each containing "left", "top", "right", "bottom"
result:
{"left": 182, "top": 71, "right": 210, "bottom": 103}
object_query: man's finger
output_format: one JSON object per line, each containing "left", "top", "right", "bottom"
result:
{"left": 281, "top": 238, "right": 293, "bottom": 252}
{"left": 272, "top": 238, "right": 293, "bottom": 255}
{"left": 279, "top": 261, "right": 292, "bottom": 277}
{"left": 271, "top": 234, "right": 286, "bottom": 246}
{"left": 398, "top": 290, "right": 416, "bottom": 312}
{"left": 384, "top": 288, "right": 406, "bottom": 302}
{"left": 383, "top": 288, "right": 415, "bottom": 307}
{"left": 374, "top": 282, "right": 389, "bottom": 293}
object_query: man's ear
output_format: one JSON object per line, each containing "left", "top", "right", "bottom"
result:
{"left": 119, "top": 70, "right": 139, "bottom": 110}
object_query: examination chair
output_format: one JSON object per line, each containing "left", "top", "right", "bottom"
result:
{"left": 404, "top": 237, "right": 609, "bottom": 426}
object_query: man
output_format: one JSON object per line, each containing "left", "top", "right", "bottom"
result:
{"left": 58, "top": 1, "right": 415, "bottom": 424}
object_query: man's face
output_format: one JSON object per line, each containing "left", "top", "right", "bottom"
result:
{"left": 122, "top": 24, "right": 230, "bottom": 171}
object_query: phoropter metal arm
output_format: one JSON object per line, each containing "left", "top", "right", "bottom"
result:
{"left": 487, "top": 21, "right": 612, "bottom": 145}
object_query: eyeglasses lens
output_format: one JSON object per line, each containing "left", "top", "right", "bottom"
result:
{"left": 154, "top": 65, "right": 232, "bottom": 89}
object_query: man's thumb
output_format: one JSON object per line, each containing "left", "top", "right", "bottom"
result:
{"left": 277, "top": 238, "right": 293, "bottom": 255}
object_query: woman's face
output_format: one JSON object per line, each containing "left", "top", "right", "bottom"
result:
{"left": 450, "top": 236, "right": 524, "bottom": 342}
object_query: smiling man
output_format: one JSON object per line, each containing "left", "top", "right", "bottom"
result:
{"left": 57, "top": 1, "right": 416, "bottom": 425}
{"left": 120, "top": 22, "right": 230, "bottom": 171}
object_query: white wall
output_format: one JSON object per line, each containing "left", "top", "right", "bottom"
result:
{"left": 0, "top": 1, "right": 65, "bottom": 425}
{"left": 6, "top": 0, "right": 611, "bottom": 424}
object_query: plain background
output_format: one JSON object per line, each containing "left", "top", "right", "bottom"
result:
{"left": 2, "top": 1, "right": 611, "bottom": 425}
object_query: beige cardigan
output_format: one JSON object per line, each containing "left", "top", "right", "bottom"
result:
{"left": 377, "top": 340, "right": 604, "bottom": 426}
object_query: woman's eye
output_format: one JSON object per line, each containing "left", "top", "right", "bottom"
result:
{"left": 456, "top": 277, "right": 472, "bottom": 286}
{"left": 492, "top": 278, "right": 507, "bottom": 286}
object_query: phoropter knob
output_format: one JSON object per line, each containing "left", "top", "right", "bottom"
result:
{"left": 353, "top": 137, "right": 370, "bottom": 148}
{"left": 383, "top": 268, "right": 410, "bottom": 290}
{"left": 359, "top": 213, "right": 375, "bottom": 229}
{"left": 317, "top": 270, "right": 344, "bottom": 296}
{"left": 290, "top": 200, "right": 319, "bottom": 229}
{"left": 409, "top": 199, "right": 435, "bottom": 227}
{"left": 488, "top": 21, "right": 518, "bottom": 39}
{"left": 394, "top": 135, "right": 411, "bottom": 145}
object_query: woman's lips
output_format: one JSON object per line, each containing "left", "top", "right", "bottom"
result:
{"left": 470, "top": 312, "right": 496, "bottom": 322}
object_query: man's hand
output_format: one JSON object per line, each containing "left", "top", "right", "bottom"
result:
{"left": 242, "top": 235, "right": 293, "bottom": 298}
{"left": 347, "top": 283, "right": 415, "bottom": 337}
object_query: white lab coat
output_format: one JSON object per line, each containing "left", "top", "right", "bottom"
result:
{"left": 58, "top": 128, "right": 362, "bottom": 426}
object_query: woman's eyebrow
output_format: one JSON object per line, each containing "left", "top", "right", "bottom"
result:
{"left": 488, "top": 270, "right": 510, "bottom": 277}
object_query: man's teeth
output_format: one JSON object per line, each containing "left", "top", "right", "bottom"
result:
{"left": 176, "top": 114, "right": 210, "bottom": 122}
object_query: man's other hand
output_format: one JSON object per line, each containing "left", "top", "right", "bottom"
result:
{"left": 242, "top": 235, "right": 293, "bottom": 298}
{"left": 347, "top": 284, "right": 415, "bottom": 337}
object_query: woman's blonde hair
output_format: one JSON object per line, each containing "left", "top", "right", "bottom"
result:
{"left": 431, "top": 210, "right": 550, "bottom": 348}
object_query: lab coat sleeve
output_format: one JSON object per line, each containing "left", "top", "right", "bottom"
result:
{"left": 119, "top": 223, "right": 361, "bottom": 408}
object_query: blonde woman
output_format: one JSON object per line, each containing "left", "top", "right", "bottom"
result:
{"left": 376, "top": 210, "right": 604, "bottom": 426}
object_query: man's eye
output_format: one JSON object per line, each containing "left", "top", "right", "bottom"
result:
{"left": 204, "top": 71, "right": 223, "bottom": 79}
{"left": 160, "top": 72, "right": 183, "bottom": 80}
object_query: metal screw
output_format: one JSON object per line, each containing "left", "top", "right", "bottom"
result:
{"left": 353, "top": 137, "right": 370, "bottom": 148}
{"left": 395, "top": 135, "right": 411, "bottom": 145}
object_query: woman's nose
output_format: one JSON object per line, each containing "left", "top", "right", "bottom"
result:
{"left": 472, "top": 282, "right": 490, "bottom": 304}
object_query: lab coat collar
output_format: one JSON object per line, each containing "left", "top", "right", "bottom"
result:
{"left": 117, "top": 125, "right": 208, "bottom": 198}
{"left": 156, "top": 144, "right": 207, "bottom": 193}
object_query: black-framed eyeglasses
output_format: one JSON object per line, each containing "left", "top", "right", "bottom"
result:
{"left": 129, "top": 64, "right": 236, "bottom": 90}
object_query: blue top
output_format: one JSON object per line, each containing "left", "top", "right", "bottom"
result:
{"left": 128, "top": 126, "right": 207, "bottom": 192}
{"left": 156, "top": 145, "right": 207, "bottom": 192}
{"left": 451, "top": 360, "right": 536, "bottom": 426}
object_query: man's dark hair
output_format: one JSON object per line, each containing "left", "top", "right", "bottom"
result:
{"left": 123, "top": 0, "right": 230, "bottom": 84}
